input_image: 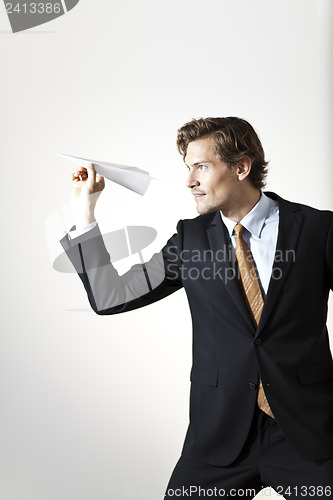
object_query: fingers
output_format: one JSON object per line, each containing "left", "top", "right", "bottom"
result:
{"left": 71, "top": 164, "right": 105, "bottom": 191}
{"left": 87, "top": 164, "right": 105, "bottom": 191}
{"left": 86, "top": 163, "right": 96, "bottom": 183}
{"left": 72, "top": 167, "right": 88, "bottom": 182}
{"left": 96, "top": 173, "right": 105, "bottom": 184}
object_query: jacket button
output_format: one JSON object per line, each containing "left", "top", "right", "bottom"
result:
{"left": 254, "top": 338, "right": 262, "bottom": 345}
{"left": 249, "top": 382, "right": 257, "bottom": 390}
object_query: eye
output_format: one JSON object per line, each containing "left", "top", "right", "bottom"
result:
{"left": 198, "top": 164, "right": 207, "bottom": 171}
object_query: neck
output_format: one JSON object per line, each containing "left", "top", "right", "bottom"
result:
{"left": 221, "top": 188, "right": 261, "bottom": 222}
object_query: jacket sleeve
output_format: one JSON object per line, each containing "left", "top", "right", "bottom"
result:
{"left": 59, "top": 222, "right": 184, "bottom": 315}
{"left": 326, "top": 211, "right": 333, "bottom": 291}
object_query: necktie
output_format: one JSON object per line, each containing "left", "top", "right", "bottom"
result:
{"left": 234, "top": 223, "right": 274, "bottom": 419}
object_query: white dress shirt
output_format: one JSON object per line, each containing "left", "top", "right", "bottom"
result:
{"left": 220, "top": 192, "right": 279, "bottom": 295}
{"left": 69, "top": 220, "right": 98, "bottom": 239}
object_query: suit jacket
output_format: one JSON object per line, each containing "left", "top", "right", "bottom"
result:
{"left": 61, "top": 192, "right": 333, "bottom": 466}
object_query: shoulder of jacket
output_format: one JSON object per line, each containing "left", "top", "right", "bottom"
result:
{"left": 265, "top": 191, "right": 333, "bottom": 218}
{"left": 178, "top": 212, "right": 217, "bottom": 228}
{"left": 182, "top": 211, "right": 216, "bottom": 226}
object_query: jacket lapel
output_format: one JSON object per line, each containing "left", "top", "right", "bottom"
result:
{"left": 206, "top": 211, "right": 255, "bottom": 333}
{"left": 256, "top": 193, "right": 304, "bottom": 336}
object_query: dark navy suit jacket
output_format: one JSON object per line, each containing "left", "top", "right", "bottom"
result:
{"left": 61, "top": 192, "right": 333, "bottom": 465}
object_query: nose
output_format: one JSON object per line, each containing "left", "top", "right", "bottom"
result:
{"left": 186, "top": 170, "right": 200, "bottom": 189}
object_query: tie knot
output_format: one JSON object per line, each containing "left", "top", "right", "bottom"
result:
{"left": 234, "top": 223, "right": 244, "bottom": 238}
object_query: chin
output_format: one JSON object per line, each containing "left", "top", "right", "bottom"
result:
{"left": 196, "top": 203, "right": 217, "bottom": 215}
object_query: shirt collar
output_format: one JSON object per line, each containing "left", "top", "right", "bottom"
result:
{"left": 220, "top": 192, "right": 274, "bottom": 239}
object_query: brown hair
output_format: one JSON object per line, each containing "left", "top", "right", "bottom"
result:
{"left": 177, "top": 117, "right": 268, "bottom": 190}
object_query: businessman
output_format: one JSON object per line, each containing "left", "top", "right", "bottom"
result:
{"left": 61, "top": 117, "right": 333, "bottom": 499}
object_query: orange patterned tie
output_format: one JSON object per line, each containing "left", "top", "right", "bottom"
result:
{"left": 234, "top": 223, "right": 274, "bottom": 419}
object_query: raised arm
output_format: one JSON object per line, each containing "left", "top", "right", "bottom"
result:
{"left": 60, "top": 164, "right": 183, "bottom": 314}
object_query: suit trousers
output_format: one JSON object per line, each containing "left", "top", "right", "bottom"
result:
{"left": 164, "top": 407, "right": 333, "bottom": 500}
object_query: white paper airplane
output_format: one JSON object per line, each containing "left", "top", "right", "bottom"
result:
{"left": 59, "top": 153, "right": 154, "bottom": 196}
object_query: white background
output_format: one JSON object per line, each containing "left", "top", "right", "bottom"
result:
{"left": 0, "top": 1, "right": 332, "bottom": 499}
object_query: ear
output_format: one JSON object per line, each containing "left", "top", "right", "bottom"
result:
{"left": 236, "top": 156, "right": 252, "bottom": 181}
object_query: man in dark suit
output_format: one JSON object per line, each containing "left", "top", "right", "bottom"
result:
{"left": 61, "top": 117, "right": 333, "bottom": 499}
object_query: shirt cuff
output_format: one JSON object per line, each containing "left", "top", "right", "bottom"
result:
{"left": 68, "top": 221, "right": 98, "bottom": 240}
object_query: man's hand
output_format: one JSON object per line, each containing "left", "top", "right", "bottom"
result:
{"left": 71, "top": 163, "right": 105, "bottom": 229}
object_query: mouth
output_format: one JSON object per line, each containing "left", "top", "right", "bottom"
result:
{"left": 193, "top": 193, "right": 206, "bottom": 200}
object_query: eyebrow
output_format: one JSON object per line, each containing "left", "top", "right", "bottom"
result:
{"left": 185, "top": 160, "right": 212, "bottom": 167}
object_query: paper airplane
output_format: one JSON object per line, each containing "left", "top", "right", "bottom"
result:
{"left": 59, "top": 153, "right": 154, "bottom": 196}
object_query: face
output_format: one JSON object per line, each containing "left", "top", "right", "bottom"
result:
{"left": 185, "top": 138, "right": 240, "bottom": 215}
